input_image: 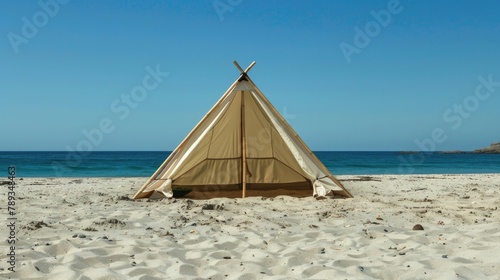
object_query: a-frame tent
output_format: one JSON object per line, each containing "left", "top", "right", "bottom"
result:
{"left": 133, "top": 61, "right": 352, "bottom": 199}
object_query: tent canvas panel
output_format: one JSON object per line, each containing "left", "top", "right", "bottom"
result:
{"left": 173, "top": 159, "right": 241, "bottom": 185}
{"left": 207, "top": 92, "right": 242, "bottom": 159}
{"left": 246, "top": 158, "right": 308, "bottom": 184}
{"left": 244, "top": 91, "right": 273, "bottom": 158}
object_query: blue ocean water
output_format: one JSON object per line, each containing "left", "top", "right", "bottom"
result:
{"left": 0, "top": 151, "right": 498, "bottom": 178}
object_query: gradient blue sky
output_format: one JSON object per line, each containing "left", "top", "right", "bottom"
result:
{"left": 1, "top": 0, "right": 499, "bottom": 151}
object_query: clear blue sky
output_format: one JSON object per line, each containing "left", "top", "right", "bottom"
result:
{"left": 1, "top": 0, "right": 499, "bottom": 151}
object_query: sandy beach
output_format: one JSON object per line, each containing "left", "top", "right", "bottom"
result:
{"left": 1, "top": 174, "right": 499, "bottom": 279}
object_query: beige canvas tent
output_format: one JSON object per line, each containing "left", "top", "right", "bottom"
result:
{"left": 133, "top": 61, "right": 352, "bottom": 199}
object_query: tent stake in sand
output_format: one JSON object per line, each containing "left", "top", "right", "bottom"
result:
{"left": 133, "top": 61, "right": 352, "bottom": 199}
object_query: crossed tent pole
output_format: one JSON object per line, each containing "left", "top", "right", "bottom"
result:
{"left": 233, "top": 60, "right": 256, "bottom": 79}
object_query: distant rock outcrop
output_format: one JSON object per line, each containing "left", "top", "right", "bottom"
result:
{"left": 474, "top": 142, "right": 500, "bottom": 154}
{"left": 439, "top": 150, "right": 468, "bottom": 154}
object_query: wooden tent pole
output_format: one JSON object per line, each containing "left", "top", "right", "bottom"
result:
{"left": 233, "top": 61, "right": 244, "bottom": 73}
{"left": 244, "top": 61, "right": 256, "bottom": 73}
{"left": 234, "top": 60, "right": 256, "bottom": 75}
{"left": 241, "top": 90, "right": 247, "bottom": 198}
{"left": 233, "top": 59, "right": 256, "bottom": 199}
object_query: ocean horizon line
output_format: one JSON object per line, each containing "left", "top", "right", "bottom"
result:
{"left": 2, "top": 151, "right": 498, "bottom": 177}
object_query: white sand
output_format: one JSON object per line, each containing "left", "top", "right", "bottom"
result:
{"left": 1, "top": 174, "right": 499, "bottom": 279}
